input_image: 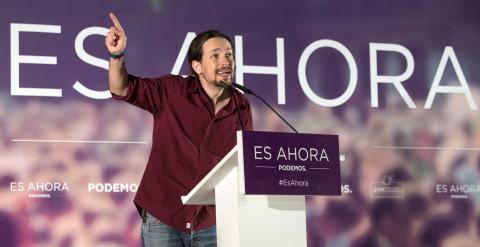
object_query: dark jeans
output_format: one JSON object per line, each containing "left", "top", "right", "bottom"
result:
{"left": 141, "top": 211, "right": 217, "bottom": 247}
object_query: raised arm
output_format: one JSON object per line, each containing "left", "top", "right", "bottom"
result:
{"left": 106, "top": 13, "right": 128, "bottom": 96}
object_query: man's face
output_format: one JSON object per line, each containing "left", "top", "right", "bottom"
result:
{"left": 193, "top": 37, "right": 234, "bottom": 86}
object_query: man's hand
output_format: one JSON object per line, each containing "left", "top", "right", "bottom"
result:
{"left": 107, "top": 12, "right": 128, "bottom": 96}
{"left": 105, "top": 13, "right": 127, "bottom": 55}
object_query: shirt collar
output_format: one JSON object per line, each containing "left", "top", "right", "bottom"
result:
{"left": 187, "top": 76, "right": 201, "bottom": 94}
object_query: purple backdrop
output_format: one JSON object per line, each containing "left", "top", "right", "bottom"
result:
{"left": 2, "top": 0, "right": 480, "bottom": 246}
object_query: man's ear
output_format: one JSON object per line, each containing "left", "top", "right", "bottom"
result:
{"left": 192, "top": 60, "right": 202, "bottom": 75}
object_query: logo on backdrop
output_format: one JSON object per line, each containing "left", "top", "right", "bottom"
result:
{"left": 10, "top": 181, "right": 70, "bottom": 199}
{"left": 87, "top": 183, "right": 138, "bottom": 193}
{"left": 436, "top": 183, "right": 480, "bottom": 200}
{"left": 341, "top": 184, "right": 353, "bottom": 194}
{"left": 370, "top": 175, "right": 404, "bottom": 198}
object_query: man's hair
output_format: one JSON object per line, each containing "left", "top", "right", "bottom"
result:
{"left": 187, "top": 30, "right": 234, "bottom": 76}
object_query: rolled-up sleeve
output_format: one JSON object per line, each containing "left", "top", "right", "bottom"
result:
{"left": 111, "top": 74, "right": 165, "bottom": 115}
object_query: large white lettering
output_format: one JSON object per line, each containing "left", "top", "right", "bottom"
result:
{"left": 235, "top": 36, "right": 286, "bottom": 104}
{"left": 73, "top": 26, "right": 111, "bottom": 99}
{"left": 11, "top": 23, "right": 62, "bottom": 97}
{"left": 171, "top": 32, "right": 196, "bottom": 76}
{"left": 8, "top": 24, "right": 477, "bottom": 111}
{"left": 370, "top": 43, "right": 415, "bottom": 108}
{"left": 298, "top": 39, "right": 358, "bottom": 107}
{"left": 425, "top": 46, "right": 477, "bottom": 110}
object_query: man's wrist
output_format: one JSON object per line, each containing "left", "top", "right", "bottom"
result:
{"left": 109, "top": 50, "right": 125, "bottom": 59}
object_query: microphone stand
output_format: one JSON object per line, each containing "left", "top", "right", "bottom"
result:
{"left": 220, "top": 81, "right": 298, "bottom": 133}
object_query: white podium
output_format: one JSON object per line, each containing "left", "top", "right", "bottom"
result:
{"left": 181, "top": 146, "right": 307, "bottom": 247}
{"left": 182, "top": 131, "right": 341, "bottom": 247}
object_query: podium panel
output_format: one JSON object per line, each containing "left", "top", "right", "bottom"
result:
{"left": 238, "top": 131, "right": 341, "bottom": 196}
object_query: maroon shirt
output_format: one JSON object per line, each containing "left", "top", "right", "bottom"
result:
{"left": 112, "top": 74, "right": 253, "bottom": 232}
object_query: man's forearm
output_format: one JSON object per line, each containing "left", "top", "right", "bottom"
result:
{"left": 109, "top": 57, "right": 128, "bottom": 96}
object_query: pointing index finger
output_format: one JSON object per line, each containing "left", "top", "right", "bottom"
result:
{"left": 109, "top": 12, "right": 124, "bottom": 31}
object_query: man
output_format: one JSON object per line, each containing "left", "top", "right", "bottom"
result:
{"left": 105, "top": 13, "right": 253, "bottom": 247}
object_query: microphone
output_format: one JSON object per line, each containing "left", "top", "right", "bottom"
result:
{"left": 219, "top": 81, "right": 298, "bottom": 133}
{"left": 218, "top": 81, "right": 252, "bottom": 94}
